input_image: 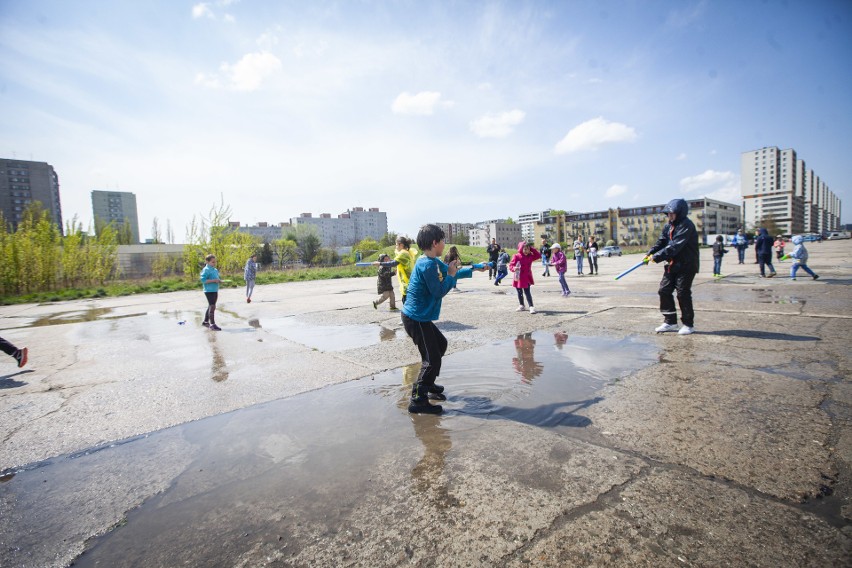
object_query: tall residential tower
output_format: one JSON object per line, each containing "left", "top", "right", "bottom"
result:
{"left": 0, "top": 158, "right": 63, "bottom": 232}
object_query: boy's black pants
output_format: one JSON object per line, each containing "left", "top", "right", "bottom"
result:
{"left": 401, "top": 314, "right": 447, "bottom": 399}
{"left": 658, "top": 271, "right": 696, "bottom": 327}
{"left": 0, "top": 336, "right": 19, "bottom": 357}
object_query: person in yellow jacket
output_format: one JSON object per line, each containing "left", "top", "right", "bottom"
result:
{"left": 393, "top": 236, "right": 418, "bottom": 304}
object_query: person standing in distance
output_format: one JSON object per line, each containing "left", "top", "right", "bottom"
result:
{"left": 486, "top": 238, "right": 501, "bottom": 280}
{"left": 644, "top": 198, "right": 700, "bottom": 335}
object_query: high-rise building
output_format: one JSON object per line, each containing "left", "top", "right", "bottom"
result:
{"left": 468, "top": 221, "right": 521, "bottom": 249}
{"left": 228, "top": 221, "right": 291, "bottom": 242}
{"left": 92, "top": 190, "right": 140, "bottom": 244}
{"left": 0, "top": 158, "right": 63, "bottom": 232}
{"left": 290, "top": 207, "right": 388, "bottom": 247}
{"left": 741, "top": 146, "right": 841, "bottom": 235}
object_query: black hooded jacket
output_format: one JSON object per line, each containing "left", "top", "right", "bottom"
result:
{"left": 647, "top": 198, "right": 700, "bottom": 274}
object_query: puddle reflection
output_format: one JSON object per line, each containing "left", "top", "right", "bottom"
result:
{"left": 26, "top": 333, "right": 657, "bottom": 567}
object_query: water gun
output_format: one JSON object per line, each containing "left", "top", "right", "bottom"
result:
{"left": 355, "top": 262, "right": 374, "bottom": 267}
{"left": 471, "top": 262, "right": 494, "bottom": 270}
{"left": 614, "top": 258, "right": 650, "bottom": 281}
{"left": 780, "top": 254, "right": 790, "bottom": 261}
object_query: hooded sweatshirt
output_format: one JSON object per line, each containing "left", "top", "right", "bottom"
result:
{"left": 788, "top": 235, "right": 809, "bottom": 264}
{"left": 550, "top": 246, "right": 567, "bottom": 273}
{"left": 508, "top": 241, "right": 542, "bottom": 288}
{"left": 755, "top": 228, "right": 774, "bottom": 256}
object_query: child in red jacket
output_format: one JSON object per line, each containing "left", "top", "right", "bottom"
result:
{"left": 508, "top": 241, "right": 542, "bottom": 313}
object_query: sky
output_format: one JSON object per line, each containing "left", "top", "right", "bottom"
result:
{"left": 1, "top": 0, "right": 850, "bottom": 242}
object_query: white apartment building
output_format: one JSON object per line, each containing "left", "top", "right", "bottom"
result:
{"left": 435, "top": 222, "right": 476, "bottom": 244}
{"left": 229, "top": 221, "right": 291, "bottom": 242}
{"left": 468, "top": 221, "right": 522, "bottom": 250}
{"left": 741, "top": 146, "right": 841, "bottom": 235}
{"left": 290, "top": 207, "right": 388, "bottom": 247}
{"left": 516, "top": 211, "right": 550, "bottom": 241}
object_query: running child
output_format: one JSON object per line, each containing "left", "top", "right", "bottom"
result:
{"left": 244, "top": 253, "right": 258, "bottom": 303}
{"left": 787, "top": 235, "right": 819, "bottom": 281}
{"left": 493, "top": 247, "right": 510, "bottom": 285}
{"left": 372, "top": 254, "right": 398, "bottom": 310}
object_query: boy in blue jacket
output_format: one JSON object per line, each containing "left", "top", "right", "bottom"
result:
{"left": 401, "top": 224, "right": 485, "bottom": 414}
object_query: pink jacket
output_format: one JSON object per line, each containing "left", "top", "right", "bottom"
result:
{"left": 508, "top": 241, "right": 542, "bottom": 288}
{"left": 550, "top": 250, "right": 567, "bottom": 273}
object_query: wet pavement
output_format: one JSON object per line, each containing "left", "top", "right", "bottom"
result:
{"left": 1, "top": 241, "right": 851, "bottom": 567}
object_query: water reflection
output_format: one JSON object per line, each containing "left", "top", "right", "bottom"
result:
{"left": 410, "top": 415, "right": 454, "bottom": 506}
{"left": 512, "top": 333, "right": 543, "bottom": 384}
{"left": 206, "top": 332, "right": 229, "bottom": 382}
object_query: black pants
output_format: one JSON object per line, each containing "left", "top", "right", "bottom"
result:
{"left": 488, "top": 259, "right": 498, "bottom": 278}
{"left": 588, "top": 255, "right": 598, "bottom": 274}
{"left": 0, "top": 336, "right": 19, "bottom": 357}
{"left": 203, "top": 291, "right": 218, "bottom": 324}
{"left": 402, "top": 314, "right": 447, "bottom": 399}
{"left": 659, "top": 271, "right": 696, "bottom": 327}
{"left": 758, "top": 253, "right": 775, "bottom": 277}
{"left": 516, "top": 287, "right": 533, "bottom": 307}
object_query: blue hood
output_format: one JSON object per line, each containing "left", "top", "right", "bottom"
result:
{"left": 662, "top": 198, "right": 689, "bottom": 222}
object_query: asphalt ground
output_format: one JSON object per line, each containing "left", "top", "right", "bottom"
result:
{"left": 1, "top": 241, "right": 850, "bottom": 567}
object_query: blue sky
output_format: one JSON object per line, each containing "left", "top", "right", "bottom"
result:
{"left": 1, "top": 0, "right": 849, "bottom": 241}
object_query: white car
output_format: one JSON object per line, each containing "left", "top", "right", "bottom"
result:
{"left": 599, "top": 246, "right": 622, "bottom": 257}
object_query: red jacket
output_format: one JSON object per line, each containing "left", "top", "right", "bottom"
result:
{"left": 508, "top": 241, "right": 541, "bottom": 288}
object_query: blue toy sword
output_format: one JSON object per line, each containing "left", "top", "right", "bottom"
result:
{"left": 614, "top": 259, "right": 649, "bottom": 280}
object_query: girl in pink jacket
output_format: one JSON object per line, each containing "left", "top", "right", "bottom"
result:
{"left": 548, "top": 242, "right": 571, "bottom": 297}
{"left": 509, "top": 241, "right": 542, "bottom": 313}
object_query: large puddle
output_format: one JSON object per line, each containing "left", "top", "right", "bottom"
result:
{"left": 3, "top": 332, "right": 657, "bottom": 566}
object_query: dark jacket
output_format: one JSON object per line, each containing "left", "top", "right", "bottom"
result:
{"left": 712, "top": 242, "right": 727, "bottom": 258}
{"left": 755, "top": 228, "right": 774, "bottom": 256}
{"left": 487, "top": 243, "right": 501, "bottom": 262}
{"left": 377, "top": 264, "right": 394, "bottom": 294}
{"left": 648, "top": 198, "right": 700, "bottom": 274}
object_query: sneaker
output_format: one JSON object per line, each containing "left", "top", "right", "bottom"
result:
{"left": 372, "top": 301, "right": 377, "bottom": 310}
{"left": 494, "top": 281, "right": 499, "bottom": 286}
{"left": 247, "top": 297, "right": 251, "bottom": 303}
{"left": 202, "top": 322, "right": 210, "bottom": 328}
{"left": 429, "top": 384, "right": 445, "bottom": 394}
{"left": 209, "top": 324, "right": 222, "bottom": 331}
{"left": 655, "top": 323, "right": 679, "bottom": 333}
{"left": 767, "top": 272, "right": 776, "bottom": 278}
{"left": 529, "top": 307, "right": 537, "bottom": 314}
{"left": 389, "top": 307, "right": 400, "bottom": 311}
{"left": 428, "top": 392, "right": 447, "bottom": 401}
{"left": 14, "top": 347, "right": 28, "bottom": 368}
{"left": 565, "top": 290, "right": 571, "bottom": 297}
{"left": 516, "top": 305, "right": 526, "bottom": 312}
{"left": 678, "top": 326, "right": 695, "bottom": 335}
{"left": 408, "top": 398, "right": 443, "bottom": 414}
{"left": 790, "top": 277, "right": 796, "bottom": 281}
{"left": 813, "top": 275, "right": 819, "bottom": 280}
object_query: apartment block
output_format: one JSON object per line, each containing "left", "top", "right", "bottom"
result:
{"left": 228, "top": 221, "right": 292, "bottom": 242}
{"left": 435, "top": 222, "right": 476, "bottom": 244}
{"left": 741, "top": 146, "right": 841, "bottom": 235}
{"left": 290, "top": 207, "right": 388, "bottom": 247}
{"left": 92, "top": 190, "right": 140, "bottom": 243}
{"left": 562, "top": 199, "right": 741, "bottom": 246}
{"left": 468, "top": 221, "right": 522, "bottom": 250}
{"left": 0, "top": 158, "right": 63, "bottom": 232}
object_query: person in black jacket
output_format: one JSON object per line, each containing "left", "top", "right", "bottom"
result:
{"left": 486, "top": 238, "right": 500, "bottom": 279}
{"left": 644, "top": 198, "right": 700, "bottom": 335}
{"left": 754, "top": 228, "right": 777, "bottom": 278}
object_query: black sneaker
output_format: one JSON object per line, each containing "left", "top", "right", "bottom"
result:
{"left": 428, "top": 392, "right": 447, "bottom": 401}
{"left": 408, "top": 398, "right": 443, "bottom": 414}
{"left": 202, "top": 322, "right": 210, "bottom": 328}
{"left": 14, "top": 347, "right": 28, "bottom": 368}
{"left": 813, "top": 274, "right": 819, "bottom": 280}
{"left": 209, "top": 324, "right": 222, "bottom": 331}
{"left": 429, "top": 384, "right": 445, "bottom": 394}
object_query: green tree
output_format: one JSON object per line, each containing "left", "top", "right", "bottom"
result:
{"left": 314, "top": 248, "right": 340, "bottom": 265}
{"left": 353, "top": 237, "right": 380, "bottom": 258}
{"left": 260, "top": 242, "right": 274, "bottom": 266}
{"left": 450, "top": 232, "right": 469, "bottom": 246}
{"left": 183, "top": 198, "right": 259, "bottom": 278}
{"left": 285, "top": 224, "right": 322, "bottom": 265}
{"left": 272, "top": 238, "right": 299, "bottom": 268}
{"left": 379, "top": 232, "right": 398, "bottom": 247}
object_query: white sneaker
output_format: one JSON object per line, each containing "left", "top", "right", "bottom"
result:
{"left": 516, "top": 305, "right": 526, "bottom": 311}
{"left": 678, "top": 326, "right": 695, "bottom": 335}
{"left": 529, "top": 307, "right": 537, "bottom": 314}
{"left": 655, "top": 323, "right": 679, "bottom": 333}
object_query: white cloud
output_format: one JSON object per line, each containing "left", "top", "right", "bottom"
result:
{"left": 197, "top": 51, "right": 282, "bottom": 91}
{"left": 391, "top": 91, "right": 443, "bottom": 115}
{"left": 192, "top": 3, "right": 213, "bottom": 19}
{"left": 679, "top": 170, "right": 741, "bottom": 204}
{"left": 676, "top": 152, "right": 687, "bottom": 161}
{"left": 554, "top": 117, "right": 637, "bottom": 154}
{"left": 605, "top": 184, "right": 628, "bottom": 198}
{"left": 469, "top": 109, "right": 525, "bottom": 138}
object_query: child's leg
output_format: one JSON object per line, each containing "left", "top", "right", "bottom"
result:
{"left": 205, "top": 292, "right": 218, "bottom": 324}
{"left": 674, "top": 272, "right": 696, "bottom": 327}
{"left": 558, "top": 271, "right": 569, "bottom": 293}
{"left": 0, "top": 336, "right": 18, "bottom": 357}
{"left": 516, "top": 288, "right": 525, "bottom": 306}
{"left": 402, "top": 318, "right": 447, "bottom": 399}
{"left": 523, "top": 287, "right": 534, "bottom": 308}
{"left": 658, "top": 273, "right": 678, "bottom": 324}
{"left": 375, "top": 291, "right": 389, "bottom": 306}
{"left": 388, "top": 289, "right": 397, "bottom": 309}
{"left": 791, "top": 263, "right": 799, "bottom": 278}
{"left": 246, "top": 280, "right": 255, "bottom": 299}
{"left": 800, "top": 264, "right": 816, "bottom": 277}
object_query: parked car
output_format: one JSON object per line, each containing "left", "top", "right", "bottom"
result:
{"left": 802, "top": 234, "right": 822, "bottom": 242}
{"left": 827, "top": 231, "right": 851, "bottom": 240}
{"left": 599, "top": 246, "right": 622, "bottom": 257}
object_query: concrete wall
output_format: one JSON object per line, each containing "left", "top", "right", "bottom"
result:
{"left": 116, "top": 244, "right": 184, "bottom": 279}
